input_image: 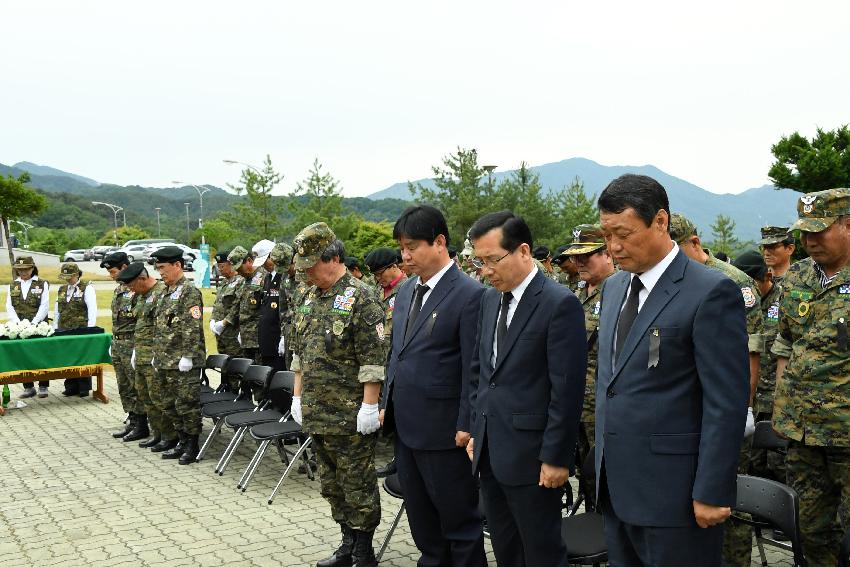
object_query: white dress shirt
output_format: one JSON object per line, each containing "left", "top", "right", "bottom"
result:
{"left": 54, "top": 282, "right": 98, "bottom": 329}
{"left": 6, "top": 276, "right": 50, "bottom": 324}
{"left": 626, "top": 242, "right": 679, "bottom": 312}
{"left": 492, "top": 265, "right": 538, "bottom": 365}
{"left": 414, "top": 259, "right": 455, "bottom": 308}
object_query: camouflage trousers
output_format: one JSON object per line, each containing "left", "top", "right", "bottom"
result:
{"left": 722, "top": 436, "right": 753, "bottom": 567}
{"left": 750, "top": 412, "right": 787, "bottom": 484}
{"left": 149, "top": 369, "right": 177, "bottom": 442}
{"left": 312, "top": 432, "right": 381, "bottom": 531}
{"left": 134, "top": 364, "right": 162, "bottom": 437}
{"left": 576, "top": 420, "right": 596, "bottom": 510}
{"left": 159, "top": 369, "right": 202, "bottom": 436}
{"left": 786, "top": 442, "right": 850, "bottom": 567}
{"left": 113, "top": 341, "right": 142, "bottom": 415}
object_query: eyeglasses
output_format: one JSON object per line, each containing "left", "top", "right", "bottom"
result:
{"left": 470, "top": 249, "right": 514, "bottom": 270}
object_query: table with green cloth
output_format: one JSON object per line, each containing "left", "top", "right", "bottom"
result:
{"left": 0, "top": 333, "right": 113, "bottom": 404}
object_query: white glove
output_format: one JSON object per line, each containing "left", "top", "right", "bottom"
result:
{"left": 356, "top": 402, "right": 380, "bottom": 435}
{"left": 290, "top": 396, "right": 302, "bottom": 425}
{"left": 237, "top": 332, "right": 242, "bottom": 346}
{"left": 209, "top": 319, "right": 217, "bottom": 334}
{"left": 744, "top": 407, "right": 755, "bottom": 438}
{"left": 212, "top": 320, "right": 225, "bottom": 335}
{"left": 108, "top": 345, "right": 112, "bottom": 357}
{"left": 178, "top": 356, "right": 193, "bottom": 373}
{"left": 278, "top": 336, "right": 286, "bottom": 356}
{"left": 151, "top": 357, "right": 156, "bottom": 368}
{"left": 130, "top": 350, "right": 136, "bottom": 370}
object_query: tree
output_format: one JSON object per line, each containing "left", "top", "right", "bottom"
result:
{"left": 287, "top": 159, "right": 360, "bottom": 241}
{"left": 410, "top": 147, "right": 487, "bottom": 243}
{"left": 551, "top": 177, "right": 598, "bottom": 246}
{"left": 226, "top": 155, "right": 286, "bottom": 240}
{"left": 345, "top": 221, "right": 397, "bottom": 261}
{"left": 192, "top": 218, "right": 240, "bottom": 250}
{"left": 97, "top": 225, "right": 151, "bottom": 246}
{"left": 0, "top": 172, "right": 48, "bottom": 266}
{"left": 709, "top": 214, "right": 739, "bottom": 256}
{"left": 494, "top": 162, "right": 560, "bottom": 248}
{"left": 768, "top": 125, "right": 850, "bottom": 193}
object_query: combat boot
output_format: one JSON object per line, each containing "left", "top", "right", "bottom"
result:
{"left": 111, "top": 413, "right": 135, "bottom": 438}
{"left": 316, "top": 524, "right": 355, "bottom": 567}
{"left": 178, "top": 435, "right": 200, "bottom": 465}
{"left": 123, "top": 415, "right": 150, "bottom": 442}
{"left": 162, "top": 431, "right": 186, "bottom": 459}
{"left": 351, "top": 530, "right": 377, "bottom": 567}
{"left": 139, "top": 433, "right": 161, "bottom": 448}
{"left": 151, "top": 437, "right": 178, "bottom": 453}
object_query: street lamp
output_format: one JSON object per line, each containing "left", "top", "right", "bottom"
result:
{"left": 482, "top": 165, "right": 497, "bottom": 196}
{"left": 154, "top": 208, "right": 161, "bottom": 238}
{"left": 223, "top": 159, "right": 262, "bottom": 174}
{"left": 173, "top": 181, "right": 211, "bottom": 244}
{"left": 184, "top": 202, "right": 191, "bottom": 244}
{"left": 92, "top": 201, "right": 124, "bottom": 246}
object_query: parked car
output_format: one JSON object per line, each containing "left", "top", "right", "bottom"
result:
{"left": 142, "top": 242, "right": 200, "bottom": 262}
{"left": 63, "top": 249, "right": 88, "bottom": 262}
{"left": 116, "top": 244, "right": 149, "bottom": 262}
{"left": 90, "top": 245, "right": 116, "bottom": 260}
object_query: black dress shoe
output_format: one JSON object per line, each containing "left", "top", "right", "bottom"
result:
{"left": 178, "top": 435, "right": 200, "bottom": 465}
{"left": 112, "top": 415, "right": 135, "bottom": 438}
{"left": 162, "top": 432, "right": 187, "bottom": 459}
{"left": 151, "top": 438, "right": 178, "bottom": 453}
{"left": 376, "top": 458, "right": 396, "bottom": 478}
{"left": 78, "top": 391, "right": 90, "bottom": 398}
{"left": 62, "top": 389, "right": 79, "bottom": 397}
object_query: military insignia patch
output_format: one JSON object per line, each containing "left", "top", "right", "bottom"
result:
{"left": 271, "top": 302, "right": 278, "bottom": 309}
{"left": 800, "top": 194, "right": 817, "bottom": 214}
{"left": 741, "top": 287, "right": 757, "bottom": 308}
{"left": 767, "top": 305, "right": 779, "bottom": 320}
{"left": 839, "top": 284, "right": 850, "bottom": 294}
{"left": 190, "top": 305, "right": 202, "bottom": 319}
{"left": 593, "top": 301, "right": 601, "bottom": 317}
{"left": 332, "top": 320, "right": 345, "bottom": 336}
{"left": 798, "top": 301, "right": 810, "bottom": 317}
{"left": 31, "top": 287, "right": 42, "bottom": 295}
{"left": 333, "top": 294, "right": 355, "bottom": 314}
{"left": 572, "top": 228, "right": 581, "bottom": 241}
{"left": 146, "top": 295, "right": 155, "bottom": 304}
{"left": 376, "top": 322, "right": 385, "bottom": 340}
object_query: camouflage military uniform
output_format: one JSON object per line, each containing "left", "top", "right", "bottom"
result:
{"left": 135, "top": 282, "right": 170, "bottom": 441}
{"left": 56, "top": 281, "right": 90, "bottom": 330}
{"left": 212, "top": 273, "right": 243, "bottom": 358}
{"left": 378, "top": 275, "right": 406, "bottom": 341}
{"left": 749, "top": 280, "right": 787, "bottom": 483}
{"left": 152, "top": 275, "right": 206, "bottom": 436}
{"left": 111, "top": 283, "right": 141, "bottom": 414}
{"left": 230, "top": 267, "right": 265, "bottom": 363}
{"left": 291, "top": 229, "right": 388, "bottom": 533}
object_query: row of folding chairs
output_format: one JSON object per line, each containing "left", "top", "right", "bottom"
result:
{"left": 196, "top": 354, "right": 314, "bottom": 504}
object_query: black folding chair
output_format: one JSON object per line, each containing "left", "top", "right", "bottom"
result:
{"left": 200, "top": 357, "right": 251, "bottom": 406}
{"left": 196, "top": 364, "right": 274, "bottom": 462}
{"left": 376, "top": 473, "right": 405, "bottom": 562}
{"left": 560, "top": 446, "right": 607, "bottom": 565}
{"left": 200, "top": 354, "right": 231, "bottom": 395}
{"left": 214, "top": 371, "right": 294, "bottom": 476}
{"left": 731, "top": 474, "right": 805, "bottom": 567}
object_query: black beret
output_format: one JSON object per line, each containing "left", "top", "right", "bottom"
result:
{"left": 447, "top": 245, "right": 458, "bottom": 259}
{"left": 150, "top": 246, "right": 184, "bottom": 263}
{"left": 552, "top": 244, "right": 570, "bottom": 264}
{"left": 101, "top": 251, "right": 129, "bottom": 269}
{"left": 732, "top": 250, "right": 768, "bottom": 281}
{"left": 344, "top": 256, "right": 361, "bottom": 270}
{"left": 365, "top": 248, "right": 398, "bottom": 272}
{"left": 214, "top": 249, "right": 231, "bottom": 263}
{"left": 115, "top": 261, "right": 146, "bottom": 283}
{"left": 532, "top": 245, "right": 551, "bottom": 261}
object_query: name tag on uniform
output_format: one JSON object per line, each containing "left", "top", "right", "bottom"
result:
{"left": 839, "top": 284, "right": 850, "bottom": 294}
{"left": 171, "top": 285, "right": 183, "bottom": 300}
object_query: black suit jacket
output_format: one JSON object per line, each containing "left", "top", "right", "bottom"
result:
{"left": 470, "top": 269, "right": 587, "bottom": 486}
{"left": 595, "top": 249, "right": 750, "bottom": 527}
{"left": 383, "top": 263, "right": 484, "bottom": 450}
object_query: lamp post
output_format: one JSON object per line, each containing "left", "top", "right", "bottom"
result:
{"left": 184, "top": 202, "right": 191, "bottom": 244}
{"left": 482, "top": 165, "right": 497, "bottom": 196}
{"left": 172, "top": 181, "right": 211, "bottom": 244}
{"left": 154, "top": 208, "right": 161, "bottom": 238}
{"left": 222, "top": 159, "right": 262, "bottom": 174}
{"left": 92, "top": 201, "right": 124, "bottom": 246}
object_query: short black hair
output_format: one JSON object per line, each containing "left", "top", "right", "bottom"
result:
{"left": 469, "top": 210, "right": 533, "bottom": 252}
{"left": 393, "top": 205, "right": 450, "bottom": 246}
{"left": 598, "top": 174, "right": 670, "bottom": 228}
{"left": 320, "top": 240, "right": 346, "bottom": 262}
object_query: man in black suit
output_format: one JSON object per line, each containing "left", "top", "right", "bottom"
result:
{"left": 381, "top": 205, "right": 487, "bottom": 566}
{"left": 467, "top": 211, "right": 587, "bottom": 567}
{"left": 595, "top": 174, "right": 750, "bottom": 566}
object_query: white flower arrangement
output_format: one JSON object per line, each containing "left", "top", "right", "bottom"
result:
{"left": 0, "top": 319, "right": 55, "bottom": 339}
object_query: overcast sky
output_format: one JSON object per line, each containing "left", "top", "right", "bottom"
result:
{"left": 1, "top": 1, "right": 847, "bottom": 198}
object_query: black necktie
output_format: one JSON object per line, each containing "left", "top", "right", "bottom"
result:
{"left": 497, "top": 291, "right": 513, "bottom": 357}
{"left": 404, "top": 284, "right": 429, "bottom": 341}
{"left": 615, "top": 276, "right": 643, "bottom": 362}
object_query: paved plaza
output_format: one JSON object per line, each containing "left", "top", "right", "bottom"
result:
{"left": 1, "top": 370, "right": 795, "bottom": 566}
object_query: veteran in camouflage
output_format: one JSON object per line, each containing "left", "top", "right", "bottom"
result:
{"left": 760, "top": 225, "right": 795, "bottom": 281}
{"left": 209, "top": 249, "right": 243, "bottom": 364}
{"left": 102, "top": 252, "right": 142, "bottom": 436}
{"left": 290, "top": 222, "right": 387, "bottom": 566}
{"left": 151, "top": 246, "right": 206, "bottom": 465}
{"left": 225, "top": 246, "right": 265, "bottom": 364}
{"left": 364, "top": 247, "right": 407, "bottom": 341}
{"left": 771, "top": 188, "right": 850, "bottom": 566}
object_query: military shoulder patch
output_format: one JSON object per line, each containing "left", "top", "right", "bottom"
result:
{"left": 190, "top": 305, "right": 202, "bottom": 319}
{"left": 741, "top": 287, "right": 757, "bottom": 308}
{"left": 839, "top": 284, "right": 850, "bottom": 294}
{"left": 789, "top": 289, "right": 814, "bottom": 301}
{"left": 376, "top": 322, "right": 385, "bottom": 340}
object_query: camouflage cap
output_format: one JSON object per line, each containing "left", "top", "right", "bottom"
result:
{"left": 759, "top": 225, "right": 791, "bottom": 245}
{"left": 59, "top": 262, "right": 82, "bottom": 280}
{"left": 790, "top": 188, "right": 850, "bottom": 233}
{"left": 669, "top": 213, "right": 698, "bottom": 243}
{"left": 13, "top": 256, "right": 35, "bottom": 269}
{"left": 292, "top": 222, "right": 336, "bottom": 271}
{"left": 270, "top": 242, "right": 293, "bottom": 266}
{"left": 565, "top": 224, "right": 606, "bottom": 255}
{"left": 227, "top": 246, "right": 251, "bottom": 271}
